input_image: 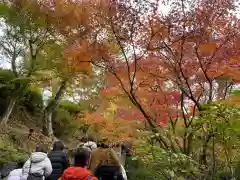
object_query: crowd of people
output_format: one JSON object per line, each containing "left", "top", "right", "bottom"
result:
{"left": 2, "top": 138, "right": 130, "bottom": 180}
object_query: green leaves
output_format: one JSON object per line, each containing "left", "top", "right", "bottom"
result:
{"left": 232, "top": 90, "right": 240, "bottom": 97}
{"left": 130, "top": 137, "right": 200, "bottom": 180}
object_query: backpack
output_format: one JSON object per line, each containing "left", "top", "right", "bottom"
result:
{"left": 27, "top": 161, "right": 43, "bottom": 180}
{"left": 94, "top": 165, "right": 124, "bottom": 180}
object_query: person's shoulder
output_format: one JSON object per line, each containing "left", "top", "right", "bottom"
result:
{"left": 91, "top": 177, "right": 98, "bottom": 180}
{"left": 43, "top": 156, "right": 52, "bottom": 164}
{"left": 86, "top": 175, "right": 98, "bottom": 180}
{"left": 7, "top": 176, "right": 21, "bottom": 180}
{"left": 48, "top": 150, "right": 66, "bottom": 157}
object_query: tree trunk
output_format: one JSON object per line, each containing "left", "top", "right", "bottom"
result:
{"left": 43, "top": 111, "right": 54, "bottom": 137}
{"left": 43, "top": 80, "right": 67, "bottom": 136}
{"left": 0, "top": 97, "right": 17, "bottom": 124}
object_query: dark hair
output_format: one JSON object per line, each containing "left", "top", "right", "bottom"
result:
{"left": 17, "top": 160, "right": 25, "bottom": 168}
{"left": 116, "top": 143, "right": 120, "bottom": 148}
{"left": 36, "top": 144, "right": 48, "bottom": 153}
{"left": 28, "top": 129, "right": 34, "bottom": 138}
{"left": 80, "top": 137, "right": 88, "bottom": 143}
{"left": 53, "top": 141, "right": 65, "bottom": 151}
{"left": 100, "top": 143, "right": 105, "bottom": 148}
{"left": 100, "top": 143, "right": 109, "bottom": 148}
{"left": 74, "top": 148, "right": 91, "bottom": 167}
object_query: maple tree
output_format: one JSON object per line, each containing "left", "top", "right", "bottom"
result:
{"left": 21, "top": 0, "right": 104, "bottom": 137}
{"left": 51, "top": 0, "right": 240, "bottom": 149}
{"left": 65, "top": 0, "right": 240, "bottom": 161}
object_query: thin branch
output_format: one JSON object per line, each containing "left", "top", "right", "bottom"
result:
{"left": 110, "top": 20, "right": 132, "bottom": 89}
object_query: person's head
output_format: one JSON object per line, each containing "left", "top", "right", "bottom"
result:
{"left": 100, "top": 143, "right": 109, "bottom": 148}
{"left": 80, "top": 137, "right": 88, "bottom": 143}
{"left": 35, "top": 144, "right": 48, "bottom": 153}
{"left": 73, "top": 147, "right": 91, "bottom": 167}
{"left": 28, "top": 129, "right": 34, "bottom": 137}
{"left": 89, "top": 148, "right": 121, "bottom": 172}
{"left": 53, "top": 141, "right": 65, "bottom": 151}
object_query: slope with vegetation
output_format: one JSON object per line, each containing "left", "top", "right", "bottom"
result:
{"left": 0, "top": 0, "right": 240, "bottom": 179}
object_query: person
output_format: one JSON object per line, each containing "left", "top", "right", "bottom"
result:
{"left": 1, "top": 163, "right": 18, "bottom": 179}
{"left": 77, "top": 136, "right": 97, "bottom": 151}
{"left": 46, "top": 141, "right": 69, "bottom": 180}
{"left": 6, "top": 160, "right": 25, "bottom": 180}
{"left": 21, "top": 144, "right": 53, "bottom": 180}
{"left": 28, "top": 129, "right": 34, "bottom": 139}
{"left": 76, "top": 137, "right": 88, "bottom": 149}
{"left": 59, "top": 147, "right": 98, "bottom": 180}
{"left": 89, "top": 146, "right": 127, "bottom": 180}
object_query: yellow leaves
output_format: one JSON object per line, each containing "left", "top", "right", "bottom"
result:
{"left": 229, "top": 57, "right": 240, "bottom": 64}
{"left": 107, "top": 102, "right": 118, "bottom": 112}
{"left": 199, "top": 43, "right": 217, "bottom": 53}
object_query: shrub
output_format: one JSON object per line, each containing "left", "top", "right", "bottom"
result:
{"left": 20, "top": 86, "right": 43, "bottom": 114}
{"left": 0, "top": 69, "right": 16, "bottom": 116}
{"left": 59, "top": 100, "right": 81, "bottom": 114}
{"left": 0, "top": 139, "right": 27, "bottom": 164}
{"left": 0, "top": 69, "right": 15, "bottom": 84}
{"left": 126, "top": 138, "right": 199, "bottom": 180}
{"left": 59, "top": 100, "right": 89, "bottom": 115}
{"left": 52, "top": 107, "right": 79, "bottom": 138}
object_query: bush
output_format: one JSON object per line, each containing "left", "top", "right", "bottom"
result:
{"left": 52, "top": 107, "right": 79, "bottom": 138}
{"left": 126, "top": 157, "right": 160, "bottom": 180}
{"left": 0, "top": 69, "right": 15, "bottom": 84}
{"left": 20, "top": 86, "right": 43, "bottom": 114}
{"left": 0, "top": 139, "right": 27, "bottom": 164}
{"left": 0, "top": 69, "right": 43, "bottom": 115}
{"left": 126, "top": 138, "right": 199, "bottom": 180}
{"left": 59, "top": 101, "right": 81, "bottom": 114}
{"left": 59, "top": 100, "right": 90, "bottom": 115}
{"left": 127, "top": 98, "right": 240, "bottom": 180}
{"left": 0, "top": 69, "right": 16, "bottom": 116}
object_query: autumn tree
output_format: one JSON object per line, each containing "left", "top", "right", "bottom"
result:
{"left": 68, "top": 0, "right": 240, "bottom": 168}
{"left": 38, "top": 0, "right": 108, "bottom": 137}
{"left": 40, "top": 0, "right": 240, "bottom": 175}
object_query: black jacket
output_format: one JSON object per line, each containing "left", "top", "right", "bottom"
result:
{"left": 0, "top": 162, "right": 19, "bottom": 179}
{"left": 94, "top": 165, "right": 124, "bottom": 180}
{"left": 47, "top": 151, "right": 69, "bottom": 180}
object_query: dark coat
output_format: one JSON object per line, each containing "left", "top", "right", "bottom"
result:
{"left": 47, "top": 150, "right": 69, "bottom": 180}
{"left": 0, "top": 162, "right": 18, "bottom": 179}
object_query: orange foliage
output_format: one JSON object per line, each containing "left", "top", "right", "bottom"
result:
{"left": 80, "top": 112, "right": 140, "bottom": 143}
{"left": 93, "top": 0, "right": 240, "bottom": 131}
{"left": 43, "top": 0, "right": 240, "bottom": 143}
